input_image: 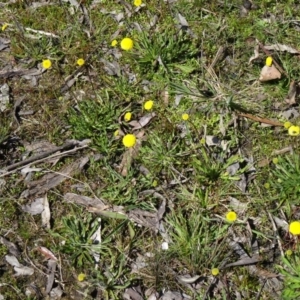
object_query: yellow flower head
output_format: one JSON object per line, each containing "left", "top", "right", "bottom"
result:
{"left": 77, "top": 273, "right": 86, "bottom": 282}
{"left": 111, "top": 39, "right": 118, "bottom": 47}
{"left": 272, "top": 157, "right": 279, "bottom": 164}
{"left": 42, "top": 59, "right": 52, "bottom": 69}
{"left": 211, "top": 268, "right": 219, "bottom": 276}
{"left": 77, "top": 58, "right": 85, "bottom": 66}
{"left": 264, "top": 182, "right": 270, "bottom": 189}
{"left": 182, "top": 113, "right": 189, "bottom": 121}
{"left": 288, "top": 125, "right": 300, "bottom": 136}
{"left": 120, "top": 37, "right": 133, "bottom": 51}
{"left": 1, "top": 23, "right": 8, "bottom": 31}
{"left": 114, "top": 129, "right": 120, "bottom": 137}
{"left": 122, "top": 134, "right": 136, "bottom": 148}
{"left": 286, "top": 249, "right": 293, "bottom": 256}
{"left": 289, "top": 221, "right": 300, "bottom": 235}
{"left": 124, "top": 112, "right": 132, "bottom": 122}
{"left": 265, "top": 56, "right": 273, "bottom": 67}
{"left": 134, "top": 0, "right": 142, "bottom": 6}
{"left": 226, "top": 211, "right": 237, "bottom": 222}
{"left": 284, "top": 121, "right": 292, "bottom": 129}
{"left": 144, "top": 100, "right": 154, "bottom": 111}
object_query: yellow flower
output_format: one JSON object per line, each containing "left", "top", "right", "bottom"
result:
{"left": 272, "top": 157, "right": 279, "bottom": 164}
{"left": 284, "top": 121, "right": 292, "bottom": 129}
{"left": 114, "top": 129, "right": 120, "bottom": 137}
{"left": 182, "top": 113, "right": 189, "bottom": 121}
{"left": 134, "top": 0, "right": 142, "bottom": 6}
{"left": 289, "top": 221, "right": 300, "bottom": 235}
{"left": 111, "top": 39, "right": 118, "bottom": 47}
{"left": 120, "top": 37, "right": 133, "bottom": 51}
{"left": 264, "top": 182, "right": 270, "bottom": 189}
{"left": 226, "top": 211, "right": 237, "bottom": 222}
{"left": 286, "top": 249, "right": 293, "bottom": 256}
{"left": 77, "top": 273, "right": 86, "bottom": 282}
{"left": 1, "top": 23, "right": 8, "bottom": 31}
{"left": 144, "top": 100, "right": 154, "bottom": 110}
{"left": 211, "top": 268, "right": 219, "bottom": 276}
{"left": 288, "top": 125, "right": 300, "bottom": 136}
{"left": 122, "top": 134, "right": 136, "bottom": 148}
{"left": 42, "top": 59, "right": 52, "bottom": 69}
{"left": 77, "top": 58, "right": 85, "bottom": 66}
{"left": 124, "top": 112, "right": 132, "bottom": 122}
{"left": 265, "top": 56, "right": 273, "bottom": 67}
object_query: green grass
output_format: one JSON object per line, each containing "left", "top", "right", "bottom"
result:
{"left": 2, "top": 0, "right": 300, "bottom": 298}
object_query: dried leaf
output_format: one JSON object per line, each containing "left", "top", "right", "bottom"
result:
{"left": 64, "top": 193, "right": 128, "bottom": 219}
{"left": 5, "top": 255, "right": 34, "bottom": 276}
{"left": 38, "top": 246, "right": 58, "bottom": 261}
{"left": 177, "top": 13, "right": 189, "bottom": 27}
{"left": 22, "top": 197, "right": 44, "bottom": 215}
{"left": 285, "top": 80, "right": 299, "bottom": 105}
{"left": 259, "top": 65, "right": 281, "bottom": 82}
{"left": 14, "top": 265, "right": 34, "bottom": 276}
{"left": 94, "top": 210, "right": 128, "bottom": 219}
{"left": 161, "top": 291, "right": 183, "bottom": 300}
{"left": 280, "top": 107, "right": 300, "bottom": 120}
{"left": 22, "top": 156, "right": 89, "bottom": 197}
{"left": 41, "top": 194, "right": 51, "bottom": 229}
{"left": 264, "top": 43, "right": 300, "bottom": 54}
{"left": 128, "top": 113, "right": 156, "bottom": 130}
{"left": 123, "top": 288, "right": 143, "bottom": 300}
{"left": 45, "top": 259, "right": 57, "bottom": 294}
{"left": 177, "top": 275, "right": 201, "bottom": 284}
{"left": 0, "top": 236, "right": 20, "bottom": 257}
{"left": 100, "top": 58, "right": 120, "bottom": 76}
{"left": 49, "top": 286, "right": 63, "bottom": 299}
{"left": 5, "top": 255, "right": 20, "bottom": 267}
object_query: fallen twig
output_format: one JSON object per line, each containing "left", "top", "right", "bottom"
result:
{"left": 0, "top": 140, "right": 90, "bottom": 177}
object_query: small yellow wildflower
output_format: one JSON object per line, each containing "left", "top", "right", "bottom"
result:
{"left": 272, "top": 157, "right": 279, "bottom": 164}
{"left": 42, "top": 59, "right": 52, "bottom": 69}
{"left": 1, "top": 23, "right": 8, "bottom": 31}
{"left": 122, "top": 134, "right": 136, "bottom": 148}
{"left": 111, "top": 39, "right": 118, "bottom": 47}
{"left": 144, "top": 100, "right": 154, "bottom": 111}
{"left": 120, "top": 37, "right": 133, "bottom": 51}
{"left": 288, "top": 125, "right": 300, "bottom": 136}
{"left": 124, "top": 112, "right": 132, "bottom": 122}
{"left": 182, "top": 113, "right": 189, "bottom": 121}
{"left": 211, "top": 268, "right": 219, "bottom": 276}
{"left": 226, "top": 211, "right": 237, "bottom": 222}
{"left": 77, "top": 273, "right": 86, "bottom": 282}
{"left": 289, "top": 221, "right": 300, "bottom": 235}
{"left": 265, "top": 56, "right": 273, "bottom": 67}
{"left": 286, "top": 249, "right": 293, "bottom": 256}
{"left": 264, "top": 182, "right": 270, "bottom": 189}
{"left": 77, "top": 58, "right": 85, "bottom": 66}
{"left": 114, "top": 129, "right": 120, "bottom": 137}
{"left": 200, "top": 137, "right": 206, "bottom": 145}
{"left": 134, "top": 0, "right": 142, "bottom": 6}
{"left": 284, "top": 121, "right": 292, "bottom": 129}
